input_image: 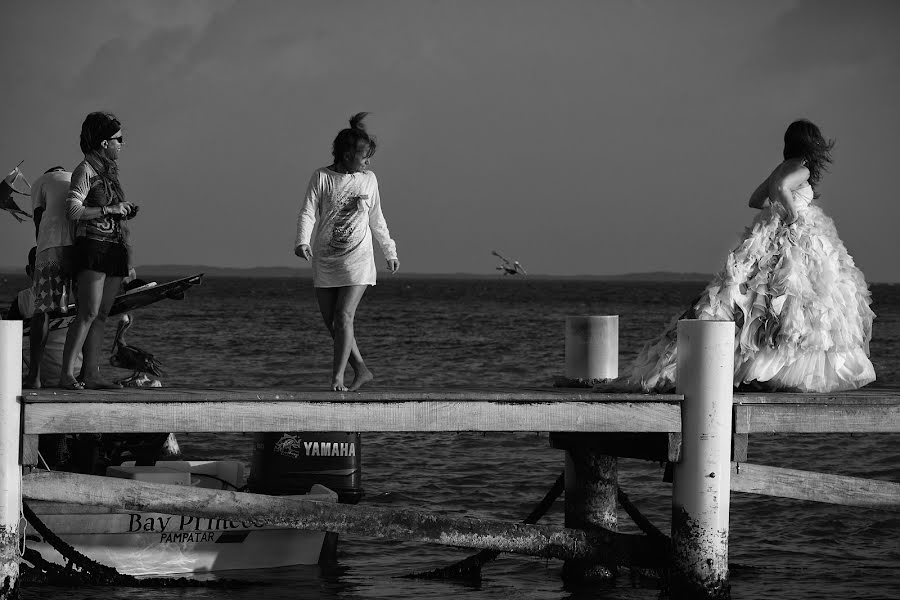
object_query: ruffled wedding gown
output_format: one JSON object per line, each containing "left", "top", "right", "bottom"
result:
{"left": 628, "top": 183, "right": 876, "bottom": 392}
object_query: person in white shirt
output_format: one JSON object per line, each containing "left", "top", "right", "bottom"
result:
{"left": 295, "top": 113, "right": 399, "bottom": 392}
{"left": 7, "top": 247, "right": 83, "bottom": 387}
{"left": 7, "top": 248, "right": 83, "bottom": 467}
{"left": 25, "top": 166, "right": 74, "bottom": 388}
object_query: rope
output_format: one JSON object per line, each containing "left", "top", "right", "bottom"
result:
{"left": 18, "top": 471, "right": 26, "bottom": 557}
{"left": 37, "top": 452, "right": 51, "bottom": 472}
{"left": 405, "top": 472, "right": 566, "bottom": 580}
{"left": 405, "top": 474, "right": 670, "bottom": 581}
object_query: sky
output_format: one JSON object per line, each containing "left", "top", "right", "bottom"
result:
{"left": 1, "top": 0, "right": 899, "bottom": 281}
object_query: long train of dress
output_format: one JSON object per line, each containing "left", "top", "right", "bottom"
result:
{"left": 628, "top": 184, "right": 875, "bottom": 393}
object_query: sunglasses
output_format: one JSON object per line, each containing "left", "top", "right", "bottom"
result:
{"left": 108, "top": 135, "right": 124, "bottom": 143}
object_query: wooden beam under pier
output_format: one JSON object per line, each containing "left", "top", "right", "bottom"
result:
{"left": 730, "top": 462, "right": 900, "bottom": 510}
{"left": 21, "top": 387, "right": 900, "bottom": 435}
{"left": 22, "top": 388, "right": 682, "bottom": 434}
{"left": 733, "top": 388, "right": 900, "bottom": 433}
{"left": 22, "top": 471, "right": 666, "bottom": 568}
{"left": 734, "top": 402, "right": 900, "bottom": 433}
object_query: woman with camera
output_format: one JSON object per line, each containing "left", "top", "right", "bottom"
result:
{"left": 59, "top": 111, "right": 138, "bottom": 390}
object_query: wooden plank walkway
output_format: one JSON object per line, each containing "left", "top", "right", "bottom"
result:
{"left": 21, "top": 386, "right": 900, "bottom": 434}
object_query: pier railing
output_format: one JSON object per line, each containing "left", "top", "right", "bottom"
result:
{"left": 2, "top": 320, "right": 899, "bottom": 599}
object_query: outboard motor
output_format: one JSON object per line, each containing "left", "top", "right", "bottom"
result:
{"left": 247, "top": 432, "right": 363, "bottom": 504}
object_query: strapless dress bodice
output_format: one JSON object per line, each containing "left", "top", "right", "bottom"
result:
{"left": 792, "top": 183, "right": 813, "bottom": 208}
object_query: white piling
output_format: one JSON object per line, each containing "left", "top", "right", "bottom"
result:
{"left": 0, "top": 322, "right": 22, "bottom": 599}
{"left": 558, "top": 315, "right": 619, "bottom": 580}
{"left": 671, "top": 319, "right": 734, "bottom": 599}
{"left": 565, "top": 315, "right": 618, "bottom": 381}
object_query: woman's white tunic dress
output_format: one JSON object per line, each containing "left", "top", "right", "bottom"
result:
{"left": 296, "top": 168, "right": 397, "bottom": 288}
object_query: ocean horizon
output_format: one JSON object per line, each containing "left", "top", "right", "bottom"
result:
{"left": 0, "top": 263, "right": 719, "bottom": 281}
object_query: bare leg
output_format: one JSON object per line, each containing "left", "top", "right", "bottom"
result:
{"left": 315, "top": 288, "right": 368, "bottom": 374}
{"left": 81, "top": 275, "right": 123, "bottom": 389}
{"left": 59, "top": 270, "right": 106, "bottom": 387}
{"left": 315, "top": 286, "right": 372, "bottom": 391}
{"left": 338, "top": 286, "right": 375, "bottom": 391}
{"left": 24, "top": 312, "right": 50, "bottom": 389}
{"left": 333, "top": 286, "right": 372, "bottom": 391}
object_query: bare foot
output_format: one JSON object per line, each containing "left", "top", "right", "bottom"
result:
{"left": 330, "top": 377, "right": 347, "bottom": 392}
{"left": 83, "top": 378, "right": 123, "bottom": 390}
{"left": 23, "top": 378, "right": 41, "bottom": 390}
{"left": 349, "top": 368, "right": 374, "bottom": 392}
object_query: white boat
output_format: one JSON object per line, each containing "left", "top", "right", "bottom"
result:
{"left": 26, "top": 460, "right": 338, "bottom": 575}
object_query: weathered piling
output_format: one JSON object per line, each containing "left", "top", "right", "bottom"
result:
{"left": 671, "top": 320, "right": 734, "bottom": 599}
{"left": 558, "top": 448, "right": 618, "bottom": 580}
{"left": 556, "top": 316, "right": 619, "bottom": 580}
{"left": 0, "top": 322, "right": 22, "bottom": 600}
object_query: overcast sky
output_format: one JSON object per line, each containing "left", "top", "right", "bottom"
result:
{"left": 2, "top": 0, "right": 898, "bottom": 281}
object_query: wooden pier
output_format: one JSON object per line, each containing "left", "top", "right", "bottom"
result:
{"left": 2, "top": 320, "right": 899, "bottom": 599}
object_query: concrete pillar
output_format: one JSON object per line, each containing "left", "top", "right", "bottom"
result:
{"left": 0, "top": 322, "right": 23, "bottom": 599}
{"left": 671, "top": 319, "right": 734, "bottom": 599}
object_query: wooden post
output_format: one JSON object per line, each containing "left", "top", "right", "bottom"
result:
{"left": 671, "top": 319, "right": 734, "bottom": 599}
{"left": 558, "top": 316, "right": 618, "bottom": 580}
{"left": 0, "top": 322, "right": 22, "bottom": 600}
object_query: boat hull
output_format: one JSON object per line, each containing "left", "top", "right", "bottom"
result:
{"left": 25, "top": 460, "right": 338, "bottom": 575}
{"left": 27, "top": 519, "right": 327, "bottom": 575}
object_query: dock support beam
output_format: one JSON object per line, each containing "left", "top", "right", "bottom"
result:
{"left": 671, "top": 320, "right": 734, "bottom": 599}
{"left": 0, "top": 322, "right": 22, "bottom": 600}
{"left": 557, "top": 316, "right": 618, "bottom": 580}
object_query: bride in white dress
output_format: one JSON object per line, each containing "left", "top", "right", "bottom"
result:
{"left": 627, "top": 119, "right": 876, "bottom": 393}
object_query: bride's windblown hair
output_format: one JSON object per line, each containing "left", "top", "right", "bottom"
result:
{"left": 783, "top": 119, "right": 834, "bottom": 193}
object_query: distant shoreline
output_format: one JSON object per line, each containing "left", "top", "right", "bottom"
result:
{"left": 1, "top": 265, "right": 896, "bottom": 285}
{"left": 0, "top": 264, "right": 714, "bottom": 282}
{"left": 1, "top": 265, "right": 897, "bottom": 284}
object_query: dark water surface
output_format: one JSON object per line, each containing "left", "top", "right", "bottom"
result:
{"left": 3, "top": 275, "right": 898, "bottom": 599}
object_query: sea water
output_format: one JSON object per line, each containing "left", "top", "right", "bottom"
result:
{"left": 2, "top": 274, "right": 898, "bottom": 599}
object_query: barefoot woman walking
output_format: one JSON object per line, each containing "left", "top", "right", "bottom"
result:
{"left": 295, "top": 113, "right": 399, "bottom": 391}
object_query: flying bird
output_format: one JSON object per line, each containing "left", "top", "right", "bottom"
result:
{"left": 492, "top": 250, "right": 527, "bottom": 275}
{"left": 109, "top": 313, "right": 164, "bottom": 386}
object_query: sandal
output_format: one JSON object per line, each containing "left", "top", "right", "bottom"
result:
{"left": 59, "top": 380, "right": 86, "bottom": 391}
